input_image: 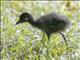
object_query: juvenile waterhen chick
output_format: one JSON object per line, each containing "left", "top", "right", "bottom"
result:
{"left": 16, "top": 12, "right": 70, "bottom": 43}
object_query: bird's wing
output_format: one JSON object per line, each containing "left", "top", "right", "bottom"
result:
{"left": 35, "top": 12, "right": 69, "bottom": 33}
{"left": 35, "top": 13, "right": 62, "bottom": 27}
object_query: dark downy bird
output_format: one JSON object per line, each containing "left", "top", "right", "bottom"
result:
{"left": 16, "top": 12, "right": 70, "bottom": 44}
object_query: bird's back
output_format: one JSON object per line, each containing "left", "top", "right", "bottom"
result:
{"left": 35, "top": 12, "right": 70, "bottom": 33}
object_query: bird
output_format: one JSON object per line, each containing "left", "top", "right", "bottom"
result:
{"left": 16, "top": 12, "right": 70, "bottom": 44}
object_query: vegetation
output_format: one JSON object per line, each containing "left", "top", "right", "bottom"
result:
{"left": 1, "top": 1, "right": 80, "bottom": 60}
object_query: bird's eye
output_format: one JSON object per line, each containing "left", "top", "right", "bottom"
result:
{"left": 25, "top": 18, "right": 29, "bottom": 20}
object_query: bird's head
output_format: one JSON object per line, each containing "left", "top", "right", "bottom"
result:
{"left": 16, "top": 12, "right": 33, "bottom": 25}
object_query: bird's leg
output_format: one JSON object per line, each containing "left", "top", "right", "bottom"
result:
{"left": 47, "top": 34, "right": 50, "bottom": 40}
{"left": 46, "top": 32, "right": 51, "bottom": 40}
{"left": 60, "top": 32, "right": 67, "bottom": 46}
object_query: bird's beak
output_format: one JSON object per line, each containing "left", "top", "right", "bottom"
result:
{"left": 15, "top": 21, "right": 20, "bottom": 25}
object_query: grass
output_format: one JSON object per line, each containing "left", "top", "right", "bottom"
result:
{"left": 1, "top": 1, "right": 80, "bottom": 60}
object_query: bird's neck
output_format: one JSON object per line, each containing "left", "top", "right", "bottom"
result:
{"left": 28, "top": 19, "right": 37, "bottom": 27}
